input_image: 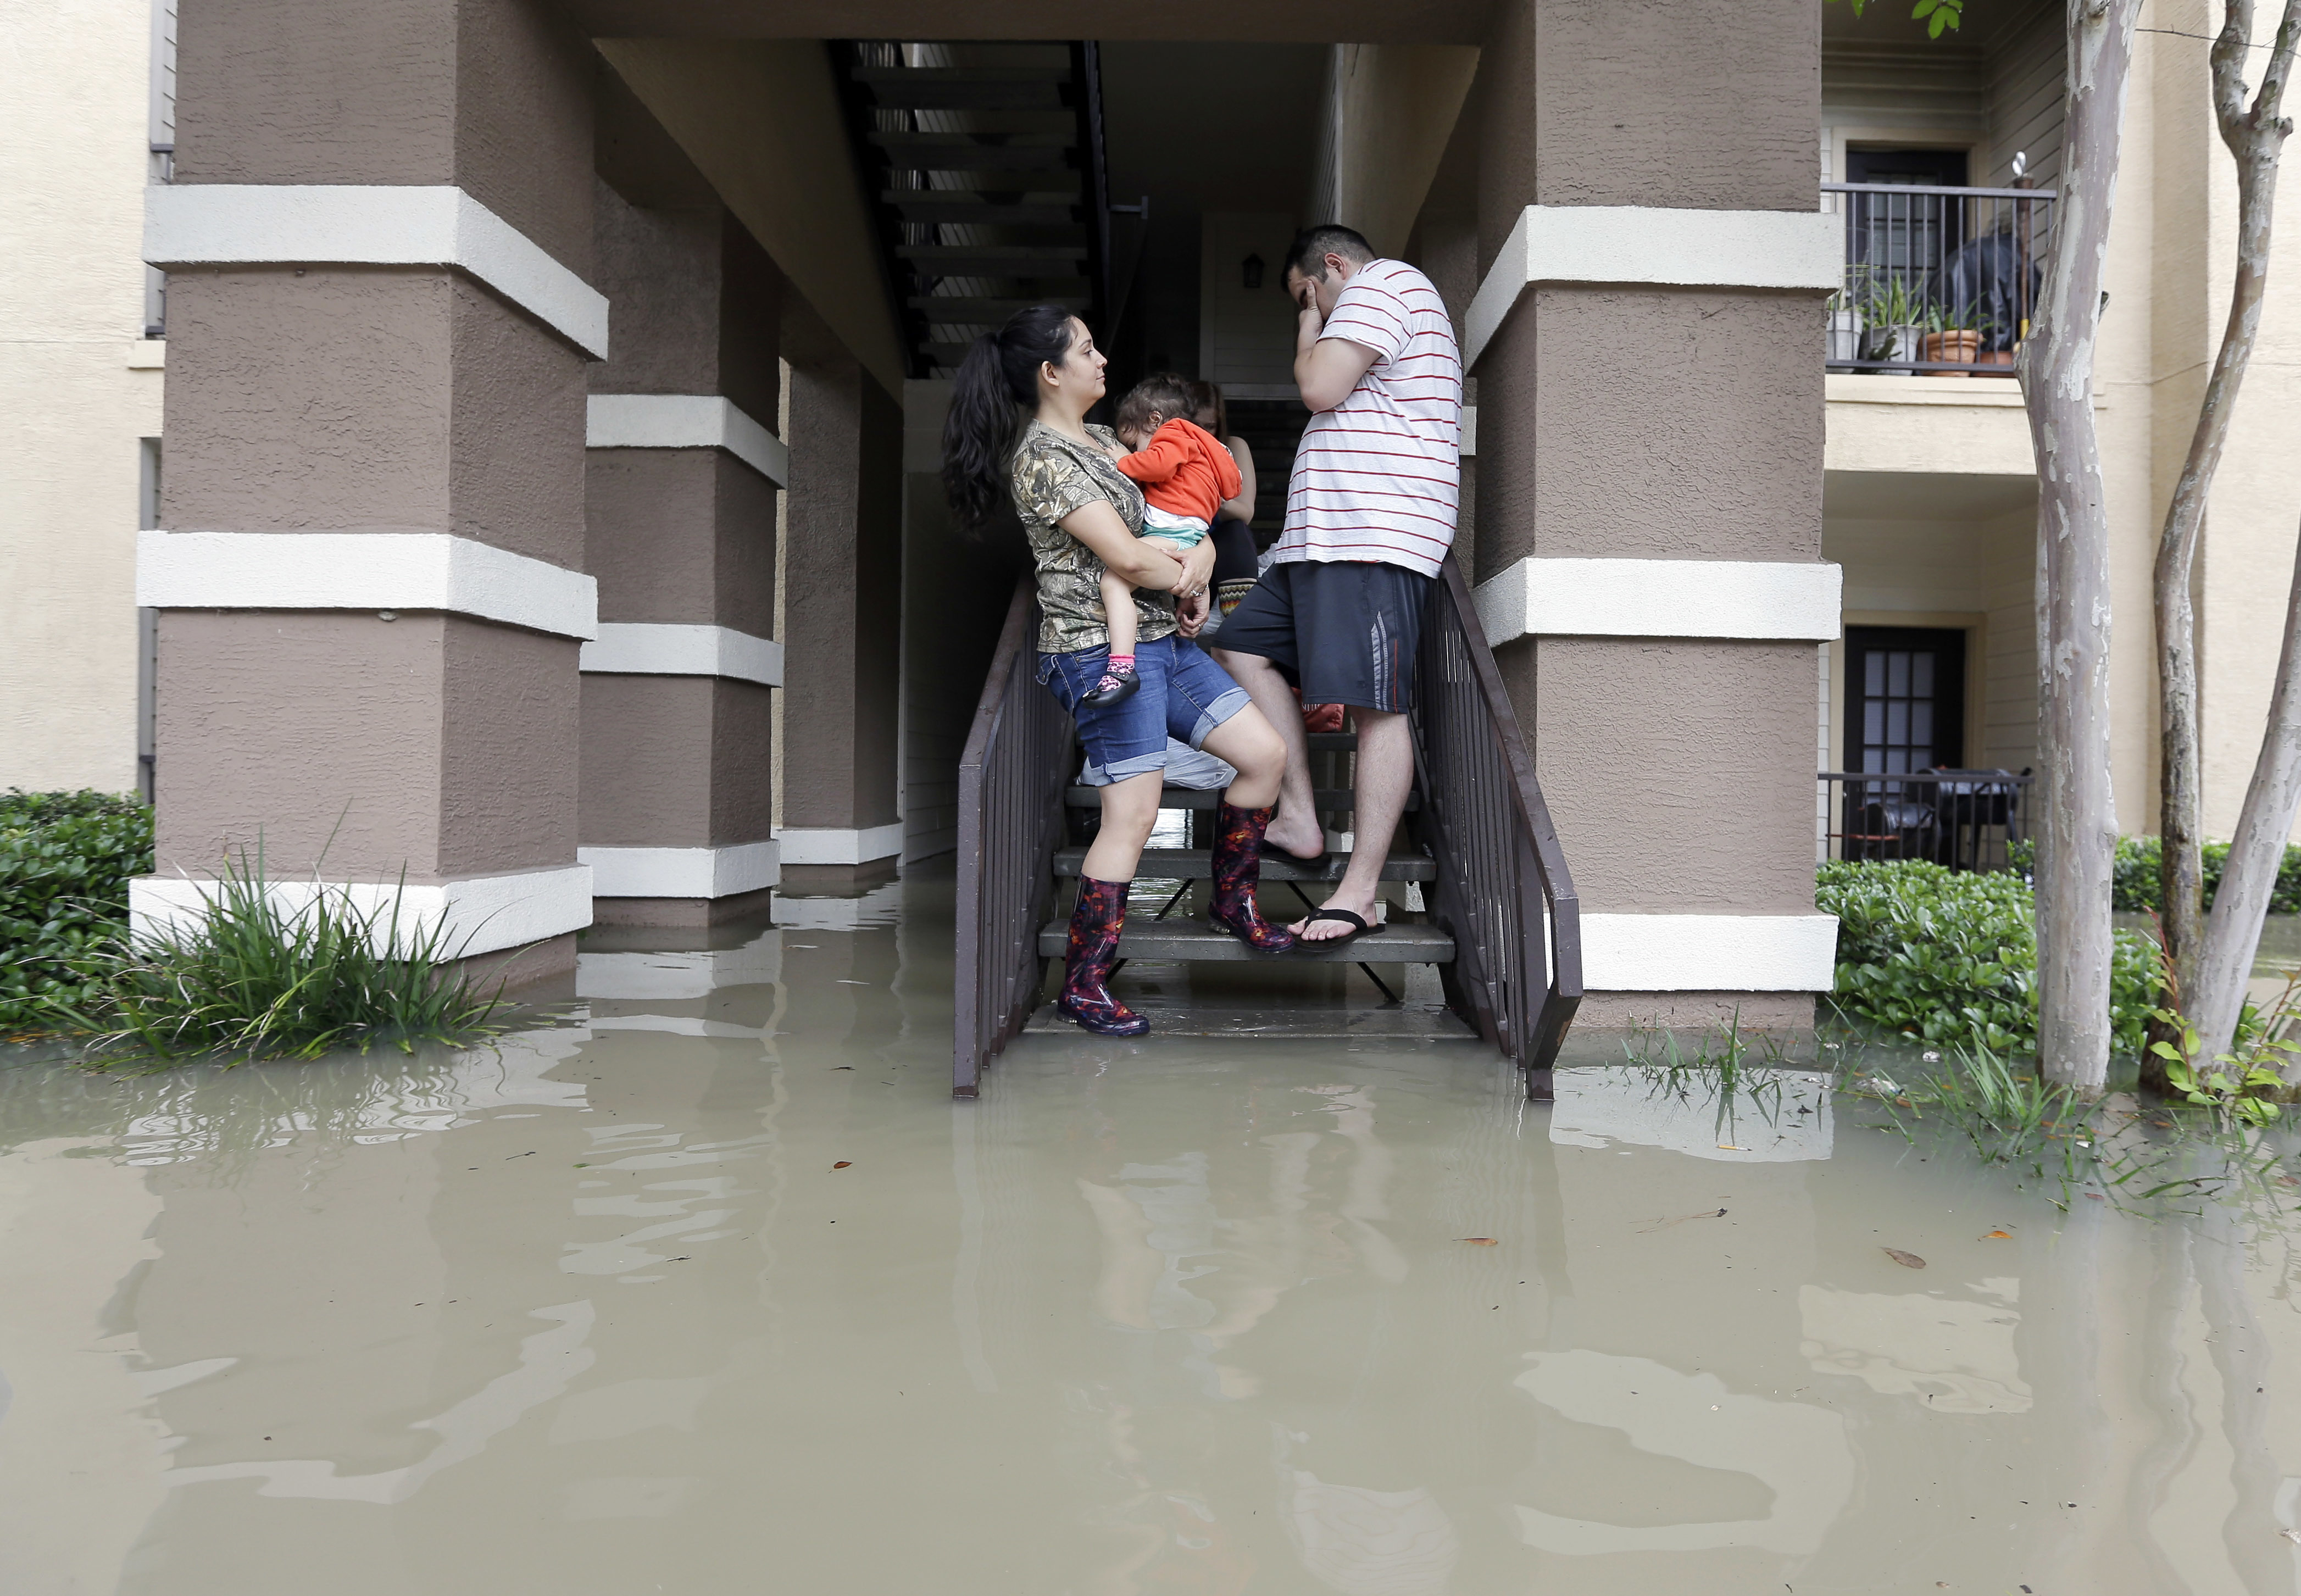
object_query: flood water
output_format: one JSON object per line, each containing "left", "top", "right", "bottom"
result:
{"left": 5, "top": 872, "right": 2301, "bottom": 1594}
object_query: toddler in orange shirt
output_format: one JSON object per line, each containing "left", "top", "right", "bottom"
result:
{"left": 1086, "top": 374, "right": 1243, "bottom": 706}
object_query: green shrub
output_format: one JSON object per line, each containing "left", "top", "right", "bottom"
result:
{"left": 65, "top": 844, "right": 508, "bottom": 1066}
{"left": 0, "top": 790, "right": 154, "bottom": 1031}
{"left": 1817, "top": 859, "right": 2160, "bottom": 1054}
{"left": 2102, "top": 835, "right": 2301, "bottom": 915}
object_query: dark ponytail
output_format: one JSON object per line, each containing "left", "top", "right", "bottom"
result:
{"left": 941, "top": 304, "right": 1082, "bottom": 530}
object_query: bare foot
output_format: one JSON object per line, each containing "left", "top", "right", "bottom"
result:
{"left": 1262, "top": 818, "right": 1326, "bottom": 861}
{"left": 1291, "top": 894, "right": 1380, "bottom": 942}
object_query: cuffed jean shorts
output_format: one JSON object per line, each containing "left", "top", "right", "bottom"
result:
{"left": 1037, "top": 633, "right": 1253, "bottom": 787}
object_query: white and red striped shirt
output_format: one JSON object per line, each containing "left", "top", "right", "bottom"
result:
{"left": 1273, "top": 258, "right": 1462, "bottom": 578}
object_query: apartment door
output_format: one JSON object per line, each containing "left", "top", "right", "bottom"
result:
{"left": 1845, "top": 626, "right": 1966, "bottom": 773}
{"left": 1845, "top": 147, "right": 1970, "bottom": 311}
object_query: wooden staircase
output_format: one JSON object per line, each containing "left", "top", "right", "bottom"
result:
{"left": 957, "top": 558, "right": 1583, "bottom": 1102}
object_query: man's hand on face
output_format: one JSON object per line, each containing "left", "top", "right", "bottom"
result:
{"left": 1291, "top": 271, "right": 1325, "bottom": 331}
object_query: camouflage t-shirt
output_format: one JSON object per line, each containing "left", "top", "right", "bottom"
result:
{"left": 1009, "top": 420, "right": 1177, "bottom": 656}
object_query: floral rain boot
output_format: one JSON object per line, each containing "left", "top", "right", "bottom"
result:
{"left": 1206, "top": 800, "right": 1298, "bottom": 952}
{"left": 1057, "top": 875, "right": 1150, "bottom": 1036}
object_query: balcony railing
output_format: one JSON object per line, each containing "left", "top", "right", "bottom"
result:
{"left": 1823, "top": 182, "right": 2057, "bottom": 377}
{"left": 1819, "top": 770, "right": 2032, "bottom": 873}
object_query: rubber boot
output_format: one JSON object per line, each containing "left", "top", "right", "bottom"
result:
{"left": 1207, "top": 800, "right": 1298, "bottom": 952}
{"left": 1056, "top": 876, "right": 1150, "bottom": 1036}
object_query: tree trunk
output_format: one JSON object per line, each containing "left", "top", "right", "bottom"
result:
{"left": 2149, "top": 0, "right": 2300, "bottom": 1088}
{"left": 2024, "top": 0, "right": 2141, "bottom": 1099}
{"left": 2174, "top": 0, "right": 2301, "bottom": 1070}
{"left": 2192, "top": 514, "right": 2301, "bottom": 1070}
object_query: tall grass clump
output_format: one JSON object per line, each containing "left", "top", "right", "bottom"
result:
{"left": 1818, "top": 859, "right": 2160, "bottom": 1054}
{"left": 63, "top": 845, "right": 509, "bottom": 1066}
{"left": 1, "top": 789, "right": 153, "bottom": 1031}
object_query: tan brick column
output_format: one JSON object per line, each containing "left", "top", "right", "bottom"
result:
{"left": 1469, "top": 0, "right": 1842, "bottom": 1027}
{"left": 137, "top": 0, "right": 599, "bottom": 975}
{"left": 776, "top": 310, "right": 904, "bottom": 889}
{"left": 579, "top": 133, "right": 786, "bottom": 928}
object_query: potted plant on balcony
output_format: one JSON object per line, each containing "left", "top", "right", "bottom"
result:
{"left": 1827, "top": 271, "right": 1867, "bottom": 365}
{"left": 1921, "top": 302, "right": 1984, "bottom": 375}
{"left": 1858, "top": 276, "right": 1927, "bottom": 372}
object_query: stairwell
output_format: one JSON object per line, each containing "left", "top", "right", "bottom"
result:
{"left": 956, "top": 564, "right": 1582, "bottom": 1103}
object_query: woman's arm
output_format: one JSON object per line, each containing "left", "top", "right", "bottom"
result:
{"left": 1220, "top": 434, "right": 1257, "bottom": 522}
{"left": 1060, "top": 499, "right": 1186, "bottom": 591}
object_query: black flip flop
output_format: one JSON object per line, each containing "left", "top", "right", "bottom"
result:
{"left": 1292, "top": 908, "right": 1384, "bottom": 948}
{"left": 1259, "top": 841, "right": 1331, "bottom": 871}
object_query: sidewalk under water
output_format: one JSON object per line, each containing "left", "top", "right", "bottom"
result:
{"left": 3, "top": 871, "right": 2299, "bottom": 1594}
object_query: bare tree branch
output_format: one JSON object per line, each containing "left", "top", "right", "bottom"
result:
{"left": 2186, "top": 0, "right": 2301, "bottom": 1067}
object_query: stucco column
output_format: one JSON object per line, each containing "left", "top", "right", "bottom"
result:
{"left": 137, "top": 0, "right": 599, "bottom": 975}
{"left": 776, "top": 311, "right": 904, "bottom": 887}
{"left": 1469, "top": 0, "right": 1841, "bottom": 1026}
{"left": 579, "top": 166, "right": 786, "bottom": 927}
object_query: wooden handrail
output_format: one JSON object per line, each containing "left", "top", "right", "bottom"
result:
{"left": 953, "top": 576, "right": 1074, "bottom": 1096}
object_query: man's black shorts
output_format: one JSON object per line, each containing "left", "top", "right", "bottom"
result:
{"left": 1213, "top": 558, "right": 1432, "bottom": 712}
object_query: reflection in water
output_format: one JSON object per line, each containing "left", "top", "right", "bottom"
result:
{"left": 1798, "top": 1280, "right": 2030, "bottom": 1413}
{"left": 1, "top": 869, "right": 2298, "bottom": 1593}
{"left": 1512, "top": 1350, "right": 1853, "bottom": 1556}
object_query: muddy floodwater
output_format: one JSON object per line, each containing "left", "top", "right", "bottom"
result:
{"left": 6, "top": 874, "right": 2301, "bottom": 1595}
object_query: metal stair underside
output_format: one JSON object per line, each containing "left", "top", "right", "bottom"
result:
{"left": 838, "top": 42, "right": 1108, "bottom": 379}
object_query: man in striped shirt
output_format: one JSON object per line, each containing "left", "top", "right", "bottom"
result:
{"left": 1214, "top": 225, "right": 1462, "bottom": 946}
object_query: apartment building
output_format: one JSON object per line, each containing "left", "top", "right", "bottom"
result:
{"left": 4, "top": 0, "right": 2296, "bottom": 1056}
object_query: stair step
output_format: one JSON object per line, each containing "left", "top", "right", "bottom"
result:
{"left": 1066, "top": 785, "right": 1417, "bottom": 812}
{"left": 914, "top": 295, "right": 1092, "bottom": 321}
{"left": 853, "top": 76, "right": 1076, "bottom": 112}
{"left": 1037, "top": 918, "right": 1453, "bottom": 964}
{"left": 1053, "top": 846, "right": 1435, "bottom": 882}
{"left": 852, "top": 65, "right": 1074, "bottom": 85}
{"left": 865, "top": 130, "right": 1081, "bottom": 155}
{"left": 897, "top": 243, "right": 1090, "bottom": 266}
{"left": 883, "top": 196, "right": 1083, "bottom": 225}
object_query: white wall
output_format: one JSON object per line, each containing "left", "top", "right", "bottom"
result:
{"left": 0, "top": 0, "right": 166, "bottom": 793}
{"left": 1199, "top": 213, "right": 1300, "bottom": 392}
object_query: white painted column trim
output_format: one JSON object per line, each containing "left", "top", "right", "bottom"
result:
{"left": 137, "top": 530, "right": 598, "bottom": 640}
{"left": 144, "top": 183, "right": 609, "bottom": 358}
{"left": 586, "top": 394, "right": 790, "bottom": 486}
{"left": 1580, "top": 913, "right": 1839, "bottom": 992}
{"left": 1474, "top": 557, "right": 1841, "bottom": 644}
{"left": 580, "top": 624, "right": 782, "bottom": 687}
{"left": 1459, "top": 405, "right": 1477, "bottom": 458}
{"left": 774, "top": 823, "right": 905, "bottom": 866}
{"left": 1463, "top": 204, "right": 1842, "bottom": 368}
{"left": 580, "top": 841, "right": 780, "bottom": 899}
{"left": 131, "top": 864, "right": 594, "bottom": 959}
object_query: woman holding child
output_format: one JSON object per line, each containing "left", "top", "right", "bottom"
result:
{"left": 941, "top": 306, "right": 1296, "bottom": 1038}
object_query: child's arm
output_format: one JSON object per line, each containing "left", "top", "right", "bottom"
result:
{"left": 1209, "top": 433, "right": 1242, "bottom": 503}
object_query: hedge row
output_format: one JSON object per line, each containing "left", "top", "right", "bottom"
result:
{"left": 0, "top": 790, "right": 154, "bottom": 1031}
{"left": 2105, "top": 835, "right": 2301, "bottom": 916}
{"left": 1816, "top": 859, "right": 2161, "bottom": 1055}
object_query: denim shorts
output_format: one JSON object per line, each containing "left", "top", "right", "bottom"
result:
{"left": 1037, "top": 633, "right": 1253, "bottom": 786}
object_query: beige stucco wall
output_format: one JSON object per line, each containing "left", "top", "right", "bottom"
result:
{"left": 1314, "top": 44, "right": 1481, "bottom": 258}
{"left": 0, "top": 0, "right": 162, "bottom": 794}
{"left": 2154, "top": 0, "right": 2301, "bottom": 841}
{"left": 1822, "top": 0, "right": 2301, "bottom": 846}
